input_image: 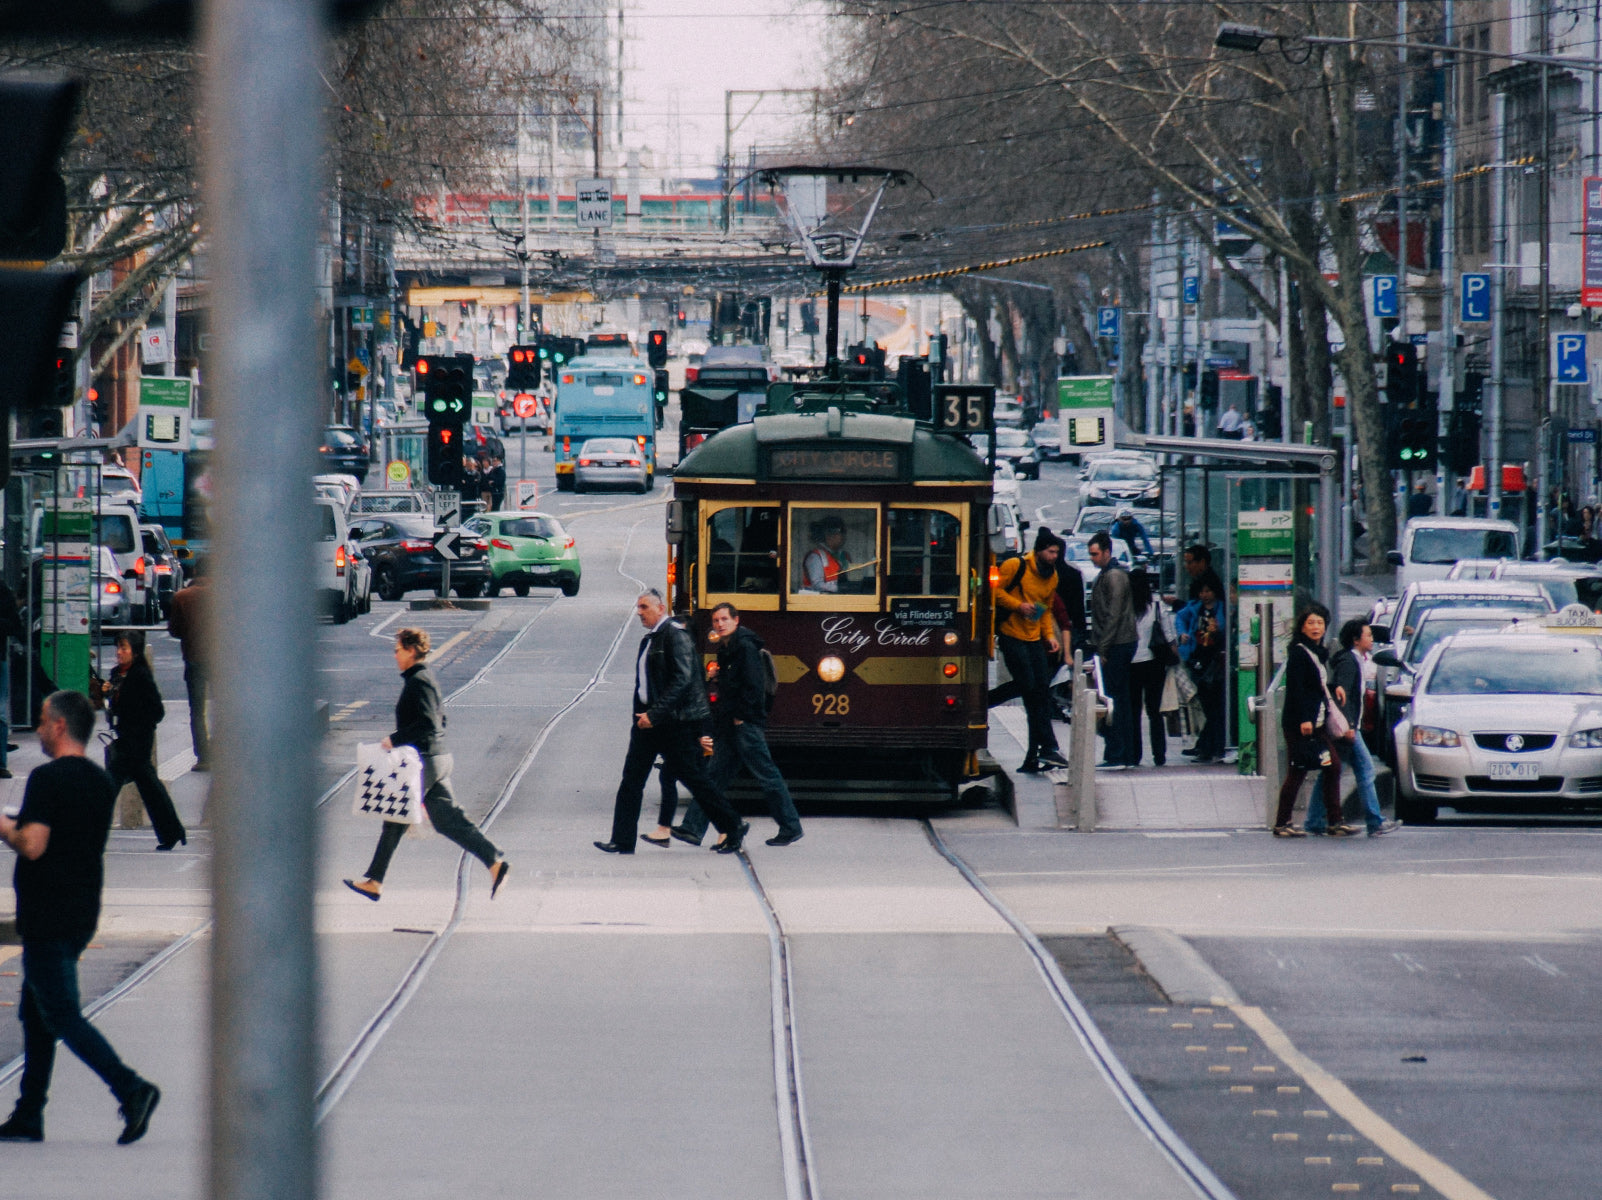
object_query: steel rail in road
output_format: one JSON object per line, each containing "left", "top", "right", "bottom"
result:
{"left": 312, "top": 521, "right": 648, "bottom": 1123}
{"left": 736, "top": 852, "right": 821, "bottom": 1200}
{"left": 922, "top": 820, "right": 1240, "bottom": 1200}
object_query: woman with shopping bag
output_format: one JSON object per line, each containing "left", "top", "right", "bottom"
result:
{"left": 1270, "top": 604, "right": 1349, "bottom": 838}
{"left": 343, "top": 628, "right": 509, "bottom": 900}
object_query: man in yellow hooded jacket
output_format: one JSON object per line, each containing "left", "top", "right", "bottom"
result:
{"left": 987, "top": 527, "right": 1068, "bottom": 772}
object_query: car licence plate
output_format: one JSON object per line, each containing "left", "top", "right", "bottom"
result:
{"left": 1489, "top": 761, "right": 1540, "bottom": 781}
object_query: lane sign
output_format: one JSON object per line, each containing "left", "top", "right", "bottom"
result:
{"left": 433, "top": 530, "right": 460, "bottom": 561}
{"left": 576, "top": 178, "right": 613, "bottom": 229}
{"left": 1555, "top": 333, "right": 1589, "bottom": 385}
{"left": 433, "top": 488, "right": 461, "bottom": 528}
{"left": 1096, "top": 306, "right": 1121, "bottom": 339}
{"left": 1372, "top": 275, "right": 1398, "bottom": 317}
{"left": 1460, "top": 273, "right": 1491, "bottom": 323}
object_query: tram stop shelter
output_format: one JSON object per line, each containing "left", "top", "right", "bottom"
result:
{"left": 1117, "top": 433, "right": 1340, "bottom": 776}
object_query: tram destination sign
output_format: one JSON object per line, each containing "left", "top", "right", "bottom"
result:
{"left": 766, "top": 446, "right": 905, "bottom": 480}
{"left": 891, "top": 598, "right": 957, "bottom": 628}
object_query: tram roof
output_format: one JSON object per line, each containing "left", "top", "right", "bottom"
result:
{"left": 674, "top": 407, "right": 991, "bottom": 483}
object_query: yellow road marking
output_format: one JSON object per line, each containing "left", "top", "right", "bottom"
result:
{"left": 1233, "top": 1004, "right": 1498, "bottom": 1200}
{"left": 331, "top": 700, "right": 370, "bottom": 722}
{"left": 1306, "top": 1156, "right": 1333, "bottom": 1165}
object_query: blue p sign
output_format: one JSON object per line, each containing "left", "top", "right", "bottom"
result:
{"left": 1460, "top": 273, "right": 1491, "bottom": 323}
{"left": 1182, "top": 275, "right": 1199, "bottom": 305}
{"left": 1555, "top": 333, "right": 1590, "bottom": 385}
{"left": 1372, "top": 275, "right": 1398, "bottom": 317}
{"left": 1096, "top": 307, "right": 1121, "bottom": 339}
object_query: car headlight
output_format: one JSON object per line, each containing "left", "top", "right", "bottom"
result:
{"left": 1411, "top": 725, "right": 1462, "bottom": 747}
{"left": 1570, "top": 728, "right": 1602, "bottom": 748}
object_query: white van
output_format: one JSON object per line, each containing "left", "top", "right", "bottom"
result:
{"left": 1387, "top": 517, "right": 1521, "bottom": 591}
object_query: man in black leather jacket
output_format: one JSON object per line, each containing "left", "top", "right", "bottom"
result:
{"left": 673, "top": 603, "right": 802, "bottom": 848}
{"left": 596, "top": 590, "right": 747, "bottom": 854}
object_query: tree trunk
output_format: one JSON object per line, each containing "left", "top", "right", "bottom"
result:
{"left": 956, "top": 288, "right": 1001, "bottom": 385}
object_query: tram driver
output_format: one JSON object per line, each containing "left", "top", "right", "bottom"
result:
{"left": 802, "top": 515, "right": 854, "bottom": 593}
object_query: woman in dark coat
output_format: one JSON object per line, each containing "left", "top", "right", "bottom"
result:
{"left": 344, "top": 627, "right": 509, "bottom": 900}
{"left": 105, "top": 630, "right": 186, "bottom": 849}
{"left": 1272, "top": 603, "right": 1348, "bottom": 838}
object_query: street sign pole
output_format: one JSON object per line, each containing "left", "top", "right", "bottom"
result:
{"left": 202, "top": 1, "right": 324, "bottom": 1198}
{"left": 434, "top": 489, "right": 460, "bottom": 599}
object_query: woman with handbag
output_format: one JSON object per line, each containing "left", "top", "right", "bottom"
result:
{"left": 104, "top": 631, "right": 186, "bottom": 850}
{"left": 343, "top": 628, "right": 510, "bottom": 901}
{"left": 1128, "top": 569, "right": 1177, "bottom": 767}
{"left": 1272, "top": 604, "right": 1350, "bottom": 838}
{"left": 1305, "top": 620, "right": 1400, "bottom": 836}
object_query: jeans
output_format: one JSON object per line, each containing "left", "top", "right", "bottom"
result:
{"left": 989, "top": 634, "right": 1060, "bottom": 757}
{"left": 183, "top": 662, "right": 209, "bottom": 766}
{"left": 1128, "top": 658, "right": 1168, "bottom": 766}
{"left": 1099, "top": 642, "right": 1138, "bottom": 765}
{"left": 16, "top": 938, "right": 143, "bottom": 1118}
{"left": 609, "top": 718, "right": 741, "bottom": 850}
{"left": 109, "top": 739, "right": 186, "bottom": 847}
{"left": 681, "top": 720, "right": 801, "bottom": 840}
{"left": 1306, "top": 733, "right": 1385, "bottom": 831}
{"left": 364, "top": 754, "right": 500, "bottom": 883}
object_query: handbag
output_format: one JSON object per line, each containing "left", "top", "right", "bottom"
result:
{"left": 1169, "top": 662, "right": 1196, "bottom": 705}
{"left": 1150, "top": 611, "right": 1180, "bottom": 668}
{"left": 1301, "top": 645, "right": 1352, "bottom": 740}
{"left": 1160, "top": 666, "right": 1180, "bottom": 713}
{"left": 350, "top": 743, "right": 426, "bottom": 824}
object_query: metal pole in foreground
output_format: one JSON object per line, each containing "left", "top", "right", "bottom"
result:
{"left": 201, "top": 1, "right": 324, "bottom": 1198}
{"left": 1488, "top": 91, "right": 1507, "bottom": 521}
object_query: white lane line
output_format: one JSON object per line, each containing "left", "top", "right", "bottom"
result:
{"left": 1232, "top": 1004, "right": 1498, "bottom": 1200}
{"left": 366, "top": 610, "right": 404, "bottom": 640}
{"left": 1521, "top": 953, "right": 1564, "bottom": 977}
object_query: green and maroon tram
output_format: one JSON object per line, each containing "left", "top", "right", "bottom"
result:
{"left": 666, "top": 382, "right": 996, "bottom": 802}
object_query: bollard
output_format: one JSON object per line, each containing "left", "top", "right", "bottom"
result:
{"left": 1058, "top": 650, "right": 1107, "bottom": 831}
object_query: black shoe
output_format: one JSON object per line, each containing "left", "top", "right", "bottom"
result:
{"left": 0, "top": 1112, "right": 42, "bottom": 1142}
{"left": 639, "top": 833, "right": 671, "bottom": 847}
{"left": 117, "top": 1081, "right": 159, "bottom": 1145}
{"left": 766, "top": 830, "right": 804, "bottom": 847}
{"left": 1181, "top": 747, "right": 1204, "bottom": 757}
{"left": 1017, "top": 757, "right": 1045, "bottom": 774}
{"left": 716, "top": 822, "right": 751, "bottom": 854}
{"left": 5, "top": 744, "right": 16, "bottom": 753}
{"left": 668, "top": 825, "right": 703, "bottom": 848}
{"left": 593, "top": 841, "right": 634, "bottom": 855}
{"left": 489, "top": 859, "right": 510, "bottom": 898}
{"left": 156, "top": 836, "right": 187, "bottom": 851}
{"left": 191, "top": 760, "right": 209, "bottom": 773}
{"left": 1036, "top": 750, "right": 1070, "bottom": 770}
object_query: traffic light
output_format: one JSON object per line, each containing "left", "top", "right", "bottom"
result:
{"left": 675, "top": 308, "right": 687, "bottom": 329}
{"left": 1199, "top": 369, "right": 1220, "bottom": 410}
{"left": 1386, "top": 343, "right": 1419, "bottom": 408}
{"left": 798, "top": 301, "right": 818, "bottom": 335}
{"left": 1393, "top": 403, "right": 1437, "bottom": 471}
{"left": 652, "top": 369, "right": 669, "bottom": 409}
{"left": 647, "top": 330, "right": 668, "bottom": 369}
{"left": 506, "top": 344, "right": 541, "bottom": 391}
{"left": 418, "top": 352, "right": 472, "bottom": 486}
{"left": 1445, "top": 408, "right": 1481, "bottom": 473}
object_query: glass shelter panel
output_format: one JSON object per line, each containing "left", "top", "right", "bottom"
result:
{"left": 703, "top": 504, "right": 782, "bottom": 597}
{"left": 788, "top": 504, "right": 879, "bottom": 608}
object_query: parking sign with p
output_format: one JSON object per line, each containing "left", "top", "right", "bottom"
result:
{"left": 1460, "top": 274, "right": 1491, "bottom": 323}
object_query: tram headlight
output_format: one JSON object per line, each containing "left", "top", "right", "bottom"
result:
{"left": 942, "top": 662, "right": 959, "bottom": 678}
{"left": 817, "top": 656, "right": 846, "bottom": 683}
{"left": 942, "top": 631, "right": 959, "bottom": 646}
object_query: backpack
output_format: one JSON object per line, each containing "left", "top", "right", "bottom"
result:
{"left": 759, "top": 647, "right": 779, "bottom": 699}
{"left": 996, "top": 552, "right": 1026, "bottom": 595}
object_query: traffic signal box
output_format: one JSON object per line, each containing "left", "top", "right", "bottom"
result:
{"left": 1383, "top": 344, "right": 1436, "bottom": 471}
{"left": 506, "top": 344, "right": 541, "bottom": 392}
{"left": 845, "top": 343, "right": 887, "bottom": 380}
{"left": 652, "top": 369, "right": 669, "bottom": 409}
{"left": 418, "top": 352, "right": 472, "bottom": 487}
{"left": 646, "top": 330, "right": 667, "bottom": 369}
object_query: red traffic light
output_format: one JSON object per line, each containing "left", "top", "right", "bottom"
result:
{"left": 649, "top": 331, "right": 665, "bottom": 348}
{"left": 416, "top": 358, "right": 430, "bottom": 375}
{"left": 438, "top": 428, "right": 452, "bottom": 444}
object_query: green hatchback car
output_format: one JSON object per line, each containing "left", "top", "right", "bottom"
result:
{"left": 463, "top": 511, "right": 582, "bottom": 597}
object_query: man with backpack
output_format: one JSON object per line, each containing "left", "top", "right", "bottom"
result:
{"left": 671, "top": 603, "right": 803, "bottom": 848}
{"left": 987, "top": 527, "right": 1068, "bottom": 773}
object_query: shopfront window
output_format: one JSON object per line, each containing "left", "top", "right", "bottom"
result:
{"left": 703, "top": 505, "right": 781, "bottom": 596}
{"left": 886, "top": 508, "right": 962, "bottom": 597}
{"left": 789, "top": 506, "right": 878, "bottom": 600}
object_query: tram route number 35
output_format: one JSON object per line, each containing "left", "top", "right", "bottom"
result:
{"left": 812, "top": 693, "right": 851, "bottom": 715}
{"left": 933, "top": 384, "right": 995, "bottom": 434}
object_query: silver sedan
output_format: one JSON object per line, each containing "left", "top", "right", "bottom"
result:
{"left": 573, "top": 437, "right": 649, "bottom": 493}
{"left": 1393, "top": 630, "right": 1602, "bottom": 822}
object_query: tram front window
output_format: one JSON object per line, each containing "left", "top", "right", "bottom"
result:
{"left": 791, "top": 507, "right": 877, "bottom": 595}
{"left": 705, "top": 506, "right": 780, "bottom": 594}
{"left": 887, "top": 509, "right": 961, "bottom": 596}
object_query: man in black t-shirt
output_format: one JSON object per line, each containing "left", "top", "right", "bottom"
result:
{"left": 0, "top": 691, "right": 160, "bottom": 1145}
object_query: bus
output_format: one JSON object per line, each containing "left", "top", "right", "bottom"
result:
{"left": 552, "top": 355, "right": 657, "bottom": 491}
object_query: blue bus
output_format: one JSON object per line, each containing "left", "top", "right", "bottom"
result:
{"left": 552, "top": 355, "right": 657, "bottom": 491}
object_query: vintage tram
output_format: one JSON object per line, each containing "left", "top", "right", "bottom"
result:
{"left": 666, "top": 380, "right": 997, "bottom": 803}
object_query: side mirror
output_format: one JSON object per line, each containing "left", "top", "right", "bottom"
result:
{"left": 1386, "top": 550, "right": 1404, "bottom": 566}
{"left": 1372, "top": 648, "right": 1412, "bottom": 672}
{"left": 986, "top": 506, "right": 1005, "bottom": 536}
{"left": 174, "top": 546, "right": 193, "bottom": 560}
{"left": 665, "top": 500, "right": 686, "bottom": 546}
{"left": 1019, "top": 519, "right": 1031, "bottom": 532}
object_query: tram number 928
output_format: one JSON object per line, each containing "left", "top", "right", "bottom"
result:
{"left": 812, "top": 693, "right": 850, "bottom": 716}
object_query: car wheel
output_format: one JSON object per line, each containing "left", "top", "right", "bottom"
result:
{"left": 512, "top": 581, "right": 530, "bottom": 597}
{"left": 454, "top": 580, "right": 485, "bottom": 599}
{"left": 332, "top": 595, "right": 350, "bottom": 625}
{"left": 375, "top": 566, "right": 404, "bottom": 603}
{"left": 1394, "top": 789, "right": 1438, "bottom": 825}
{"left": 645, "top": 472, "right": 655, "bottom": 491}
{"left": 560, "top": 575, "right": 580, "bottom": 597}
{"left": 556, "top": 475, "right": 575, "bottom": 492}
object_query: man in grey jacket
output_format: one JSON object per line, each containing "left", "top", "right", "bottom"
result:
{"left": 1088, "top": 531, "right": 1139, "bottom": 769}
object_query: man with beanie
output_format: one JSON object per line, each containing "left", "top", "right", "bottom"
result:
{"left": 1088, "top": 530, "right": 1140, "bottom": 769}
{"left": 987, "top": 527, "right": 1067, "bottom": 772}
